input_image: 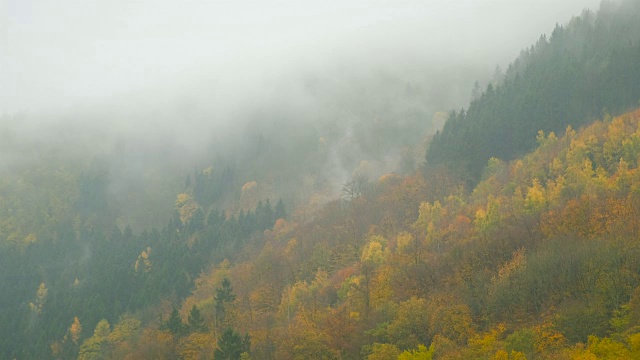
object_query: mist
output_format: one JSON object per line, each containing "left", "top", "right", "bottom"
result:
{"left": 1, "top": 0, "right": 603, "bottom": 226}
{"left": 3, "top": 0, "right": 601, "bottom": 114}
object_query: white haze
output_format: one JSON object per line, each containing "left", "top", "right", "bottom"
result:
{"left": 3, "top": 0, "right": 601, "bottom": 117}
{"left": 0, "top": 0, "right": 604, "bottom": 227}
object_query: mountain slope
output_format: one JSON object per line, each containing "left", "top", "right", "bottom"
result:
{"left": 92, "top": 108, "right": 640, "bottom": 359}
{"left": 426, "top": 0, "right": 640, "bottom": 184}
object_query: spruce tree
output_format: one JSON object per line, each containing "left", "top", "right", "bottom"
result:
{"left": 215, "top": 278, "right": 236, "bottom": 325}
{"left": 167, "top": 307, "right": 184, "bottom": 337}
{"left": 188, "top": 305, "right": 207, "bottom": 333}
{"left": 214, "top": 328, "right": 248, "bottom": 360}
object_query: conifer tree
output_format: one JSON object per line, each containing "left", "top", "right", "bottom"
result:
{"left": 214, "top": 328, "right": 250, "bottom": 360}
{"left": 167, "top": 307, "right": 184, "bottom": 337}
{"left": 215, "top": 278, "right": 236, "bottom": 326}
{"left": 188, "top": 305, "right": 207, "bottom": 333}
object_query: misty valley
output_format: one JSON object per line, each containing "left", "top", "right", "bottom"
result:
{"left": 3, "top": 0, "right": 640, "bottom": 359}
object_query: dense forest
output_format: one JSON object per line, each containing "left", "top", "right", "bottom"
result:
{"left": 3, "top": 0, "right": 640, "bottom": 359}
{"left": 0, "top": 161, "right": 285, "bottom": 358}
{"left": 427, "top": 0, "right": 640, "bottom": 185}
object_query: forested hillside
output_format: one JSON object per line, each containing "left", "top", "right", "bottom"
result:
{"left": 0, "top": 160, "right": 285, "bottom": 358}
{"left": 74, "top": 109, "right": 640, "bottom": 359}
{"left": 4, "top": 1, "right": 640, "bottom": 359}
{"left": 427, "top": 0, "right": 640, "bottom": 184}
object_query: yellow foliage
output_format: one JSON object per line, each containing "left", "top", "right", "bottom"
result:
{"left": 50, "top": 341, "right": 61, "bottom": 358}
{"left": 23, "top": 233, "right": 37, "bottom": 245}
{"left": 272, "top": 218, "right": 293, "bottom": 239}
{"left": 430, "top": 334, "right": 459, "bottom": 358}
{"left": 378, "top": 173, "right": 402, "bottom": 185}
{"left": 398, "top": 344, "right": 434, "bottom": 360}
{"left": 396, "top": 231, "right": 414, "bottom": 253}
{"left": 415, "top": 201, "right": 447, "bottom": 250}
{"left": 525, "top": 179, "right": 546, "bottom": 213}
{"left": 175, "top": 192, "right": 191, "bottom": 207}
{"left": 134, "top": 247, "right": 153, "bottom": 273}
{"left": 284, "top": 238, "right": 298, "bottom": 257}
{"left": 387, "top": 297, "right": 430, "bottom": 349}
{"left": 93, "top": 319, "right": 111, "bottom": 338}
{"left": 179, "top": 332, "right": 215, "bottom": 360}
{"left": 545, "top": 176, "right": 565, "bottom": 205}
{"left": 467, "top": 324, "right": 505, "bottom": 357}
{"left": 240, "top": 181, "right": 259, "bottom": 210}
{"left": 475, "top": 196, "right": 503, "bottom": 233}
{"left": 108, "top": 316, "right": 141, "bottom": 346}
{"left": 429, "top": 304, "right": 474, "bottom": 345}
{"left": 628, "top": 332, "right": 640, "bottom": 355}
{"left": 29, "top": 282, "right": 48, "bottom": 315}
{"left": 370, "top": 265, "right": 393, "bottom": 309}
{"left": 361, "top": 240, "right": 384, "bottom": 265}
{"left": 493, "top": 349, "right": 509, "bottom": 360}
{"left": 577, "top": 335, "right": 632, "bottom": 359}
{"left": 475, "top": 208, "right": 487, "bottom": 227}
{"left": 70, "top": 316, "right": 82, "bottom": 344}
{"left": 487, "top": 349, "right": 528, "bottom": 360}
{"left": 536, "top": 130, "right": 545, "bottom": 144}
{"left": 495, "top": 248, "right": 526, "bottom": 282}
{"left": 129, "top": 328, "right": 176, "bottom": 360}
{"left": 534, "top": 322, "right": 566, "bottom": 354}
{"left": 175, "top": 192, "right": 198, "bottom": 225}
{"left": 367, "top": 343, "right": 401, "bottom": 360}
{"left": 251, "top": 283, "right": 280, "bottom": 316}
{"left": 510, "top": 160, "right": 525, "bottom": 181}
{"left": 276, "top": 309, "right": 337, "bottom": 360}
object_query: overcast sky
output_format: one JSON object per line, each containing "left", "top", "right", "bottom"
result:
{"left": 1, "top": 0, "right": 602, "bottom": 117}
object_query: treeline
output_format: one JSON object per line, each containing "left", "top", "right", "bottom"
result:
{"left": 0, "top": 166, "right": 284, "bottom": 359}
{"left": 427, "top": 0, "right": 640, "bottom": 184}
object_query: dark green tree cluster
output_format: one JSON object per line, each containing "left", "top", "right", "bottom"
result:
{"left": 427, "top": 0, "right": 640, "bottom": 185}
{"left": 215, "top": 328, "right": 251, "bottom": 360}
{"left": 162, "top": 304, "right": 208, "bottom": 337}
{"left": 0, "top": 188, "right": 284, "bottom": 359}
{"left": 192, "top": 165, "right": 236, "bottom": 208}
{"left": 215, "top": 278, "right": 236, "bottom": 328}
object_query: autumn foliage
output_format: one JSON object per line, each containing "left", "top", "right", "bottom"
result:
{"left": 72, "top": 109, "right": 640, "bottom": 359}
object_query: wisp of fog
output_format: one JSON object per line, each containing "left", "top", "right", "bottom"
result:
{"left": 0, "top": 0, "right": 602, "bottom": 225}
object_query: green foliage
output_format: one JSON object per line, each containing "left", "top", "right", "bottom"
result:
{"left": 556, "top": 302, "right": 611, "bottom": 343}
{"left": 215, "top": 278, "right": 237, "bottom": 327}
{"left": 427, "top": 0, "right": 640, "bottom": 184}
{"left": 215, "top": 328, "right": 250, "bottom": 360}
{"left": 387, "top": 297, "right": 430, "bottom": 350}
{"left": 366, "top": 343, "right": 401, "bottom": 360}
{"left": 188, "top": 305, "right": 207, "bottom": 333}
{"left": 77, "top": 320, "right": 110, "bottom": 360}
{"left": 167, "top": 307, "right": 185, "bottom": 337}
{"left": 0, "top": 186, "right": 281, "bottom": 358}
{"left": 429, "top": 305, "right": 474, "bottom": 345}
{"left": 398, "top": 344, "right": 434, "bottom": 360}
{"left": 504, "top": 328, "right": 536, "bottom": 357}
{"left": 585, "top": 335, "right": 632, "bottom": 359}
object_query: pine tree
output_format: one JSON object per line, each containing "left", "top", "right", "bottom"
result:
{"left": 215, "top": 278, "right": 236, "bottom": 326}
{"left": 274, "top": 199, "right": 287, "bottom": 220}
{"left": 188, "top": 305, "right": 207, "bottom": 333}
{"left": 214, "top": 328, "right": 249, "bottom": 360}
{"left": 167, "top": 307, "right": 184, "bottom": 337}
